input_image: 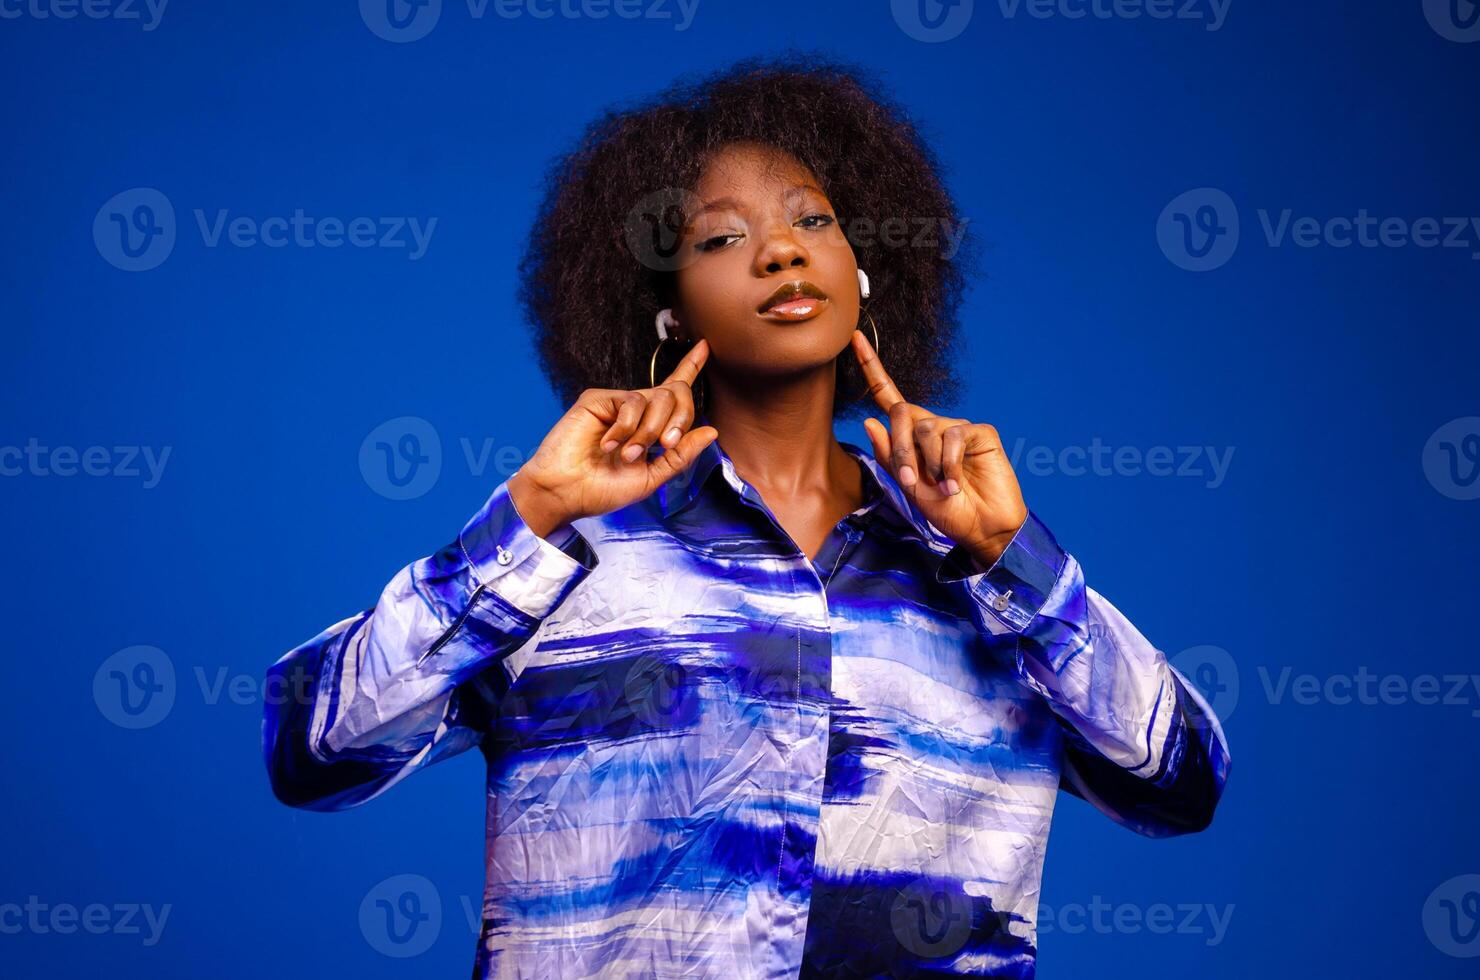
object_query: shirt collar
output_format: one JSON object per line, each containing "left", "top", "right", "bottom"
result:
{"left": 654, "top": 409, "right": 945, "bottom": 547}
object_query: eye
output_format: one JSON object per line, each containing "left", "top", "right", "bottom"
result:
{"left": 695, "top": 233, "right": 741, "bottom": 253}
{"left": 797, "top": 212, "right": 835, "bottom": 229}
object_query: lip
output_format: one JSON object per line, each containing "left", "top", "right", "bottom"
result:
{"left": 756, "top": 279, "right": 830, "bottom": 322}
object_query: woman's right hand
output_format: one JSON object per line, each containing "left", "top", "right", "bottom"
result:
{"left": 507, "top": 338, "right": 719, "bottom": 538}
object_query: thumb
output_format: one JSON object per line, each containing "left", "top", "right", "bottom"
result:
{"left": 645, "top": 425, "right": 719, "bottom": 486}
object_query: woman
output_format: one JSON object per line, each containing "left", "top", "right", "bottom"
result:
{"left": 263, "top": 56, "right": 1230, "bottom": 979}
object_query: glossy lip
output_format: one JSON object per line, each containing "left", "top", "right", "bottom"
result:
{"left": 756, "top": 279, "right": 830, "bottom": 322}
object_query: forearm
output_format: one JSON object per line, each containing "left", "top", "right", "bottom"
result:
{"left": 262, "top": 477, "right": 599, "bottom": 809}
{"left": 938, "top": 511, "right": 1232, "bottom": 834}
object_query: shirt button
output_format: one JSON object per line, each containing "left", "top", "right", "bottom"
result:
{"left": 495, "top": 544, "right": 514, "bottom": 566}
{"left": 992, "top": 588, "right": 1013, "bottom": 612}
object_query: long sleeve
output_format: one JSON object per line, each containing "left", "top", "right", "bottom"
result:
{"left": 937, "top": 511, "right": 1231, "bottom": 837}
{"left": 262, "top": 478, "right": 598, "bottom": 812}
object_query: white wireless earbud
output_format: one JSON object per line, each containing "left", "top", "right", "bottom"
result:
{"left": 655, "top": 308, "right": 677, "bottom": 341}
{"left": 857, "top": 268, "right": 870, "bottom": 300}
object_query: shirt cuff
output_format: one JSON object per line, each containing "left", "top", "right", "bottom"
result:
{"left": 457, "top": 479, "right": 598, "bottom": 620}
{"left": 936, "top": 510, "right": 1067, "bottom": 634}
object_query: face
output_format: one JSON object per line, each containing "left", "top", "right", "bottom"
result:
{"left": 671, "top": 142, "right": 860, "bottom": 385}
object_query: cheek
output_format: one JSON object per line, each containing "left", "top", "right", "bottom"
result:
{"left": 810, "top": 237, "right": 860, "bottom": 296}
{"left": 675, "top": 258, "right": 754, "bottom": 324}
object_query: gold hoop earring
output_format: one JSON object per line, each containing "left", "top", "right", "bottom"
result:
{"left": 859, "top": 304, "right": 881, "bottom": 357}
{"left": 649, "top": 337, "right": 707, "bottom": 416}
{"left": 849, "top": 305, "right": 884, "bottom": 406}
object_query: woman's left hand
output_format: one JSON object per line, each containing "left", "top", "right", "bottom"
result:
{"left": 852, "top": 329, "right": 1029, "bottom": 567}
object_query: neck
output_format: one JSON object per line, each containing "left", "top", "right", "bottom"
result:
{"left": 701, "top": 368, "right": 853, "bottom": 500}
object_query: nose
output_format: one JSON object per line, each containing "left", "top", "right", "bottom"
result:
{"left": 752, "top": 220, "right": 811, "bottom": 276}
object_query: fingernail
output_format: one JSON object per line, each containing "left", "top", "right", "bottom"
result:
{"left": 899, "top": 465, "right": 915, "bottom": 486}
{"left": 665, "top": 427, "right": 681, "bottom": 445}
{"left": 622, "top": 444, "right": 643, "bottom": 462}
{"left": 945, "top": 478, "right": 960, "bottom": 495}
{"left": 602, "top": 439, "right": 619, "bottom": 453}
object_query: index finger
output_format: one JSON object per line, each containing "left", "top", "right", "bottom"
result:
{"left": 662, "top": 337, "right": 710, "bottom": 389}
{"left": 851, "top": 328, "right": 906, "bottom": 412}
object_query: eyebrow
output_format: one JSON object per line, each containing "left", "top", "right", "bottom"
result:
{"left": 694, "top": 184, "right": 828, "bottom": 217}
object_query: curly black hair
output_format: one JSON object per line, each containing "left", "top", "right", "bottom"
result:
{"left": 516, "top": 53, "right": 976, "bottom": 421}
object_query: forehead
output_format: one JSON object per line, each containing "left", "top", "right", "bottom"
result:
{"left": 693, "top": 142, "right": 824, "bottom": 198}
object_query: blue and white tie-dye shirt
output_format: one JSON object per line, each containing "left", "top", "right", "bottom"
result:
{"left": 263, "top": 411, "right": 1231, "bottom": 979}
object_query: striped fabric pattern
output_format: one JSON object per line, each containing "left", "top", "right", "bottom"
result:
{"left": 263, "top": 413, "right": 1231, "bottom": 978}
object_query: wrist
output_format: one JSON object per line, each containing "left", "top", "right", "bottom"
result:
{"left": 507, "top": 470, "right": 571, "bottom": 540}
{"left": 966, "top": 510, "right": 1029, "bottom": 571}
{"left": 966, "top": 536, "right": 1012, "bottom": 571}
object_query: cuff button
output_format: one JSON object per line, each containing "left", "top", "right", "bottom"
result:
{"left": 495, "top": 544, "right": 514, "bottom": 566}
{"left": 992, "top": 588, "right": 1013, "bottom": 612}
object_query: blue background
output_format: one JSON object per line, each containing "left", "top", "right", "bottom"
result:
{"left": 3, "top": 1, "right": 1478, "bottom": 976}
